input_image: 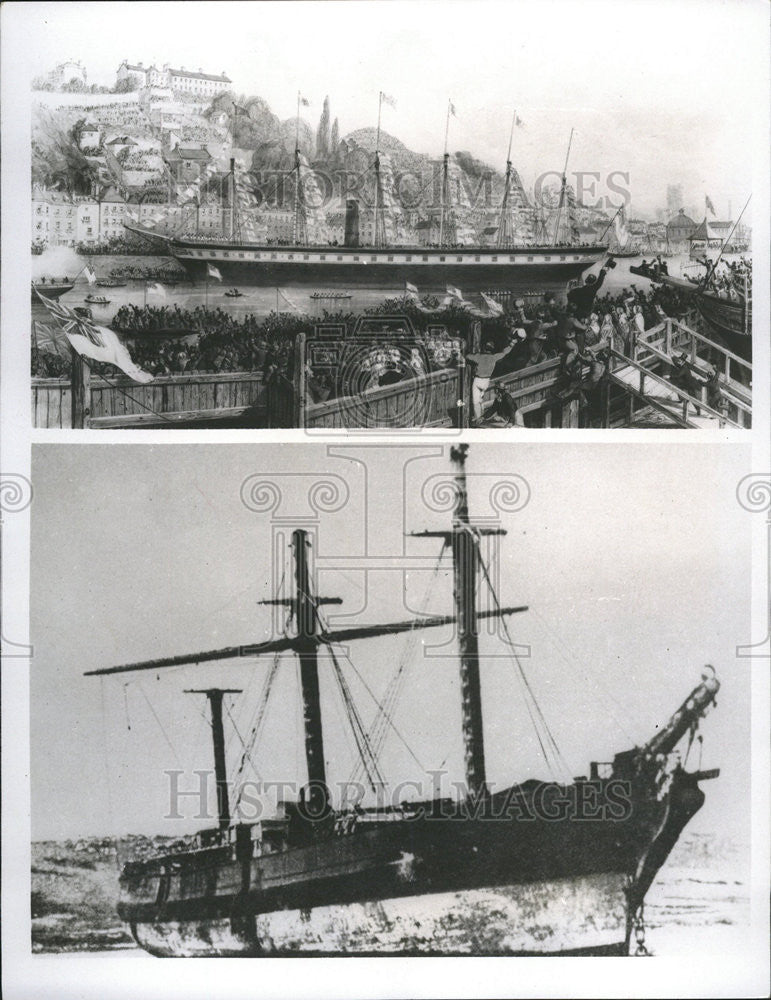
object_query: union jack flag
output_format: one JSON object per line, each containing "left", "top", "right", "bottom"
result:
{"left": 35, "top": 292, "right": 103, "bottom": 347}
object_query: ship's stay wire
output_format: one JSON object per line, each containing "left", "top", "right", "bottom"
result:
{"left": 327, "top": 644, "right": 385, "bottom": 792}
{"left": 529, "top": 605, "right": 638, "bottom": 744}
{"left": 348, "top": 542, "right": 449, "bottom": 786}
{"left": 476, "top": 539, "right": 572, "bottom": 783}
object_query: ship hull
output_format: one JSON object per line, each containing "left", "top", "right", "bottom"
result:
{"left": 132, "top": 872, "right": 629, "bottom": 957}
{"left": 117, "top": 769, "right": 713, "bottom": 958}
{"left": 166, "top": 239, "right": 608, "bottom": 294}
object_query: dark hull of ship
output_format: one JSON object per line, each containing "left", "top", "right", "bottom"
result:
{"left": 119, "top": 770, "right": 705, "bottom": 957}
{"left": 162, "top": 236, "right": 608, "bottom": 295}
{"left": 31, "top": 283, "right": 73, "bottom": 303}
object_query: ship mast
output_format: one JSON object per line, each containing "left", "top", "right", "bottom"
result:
{"left": 293, "top": 91, "right": 307, "bottom": 245}
{"left": 439, "top": 99, "right": 454, "bottom": 248}
{"left": 552, "top": 127, "right": 574, "bottom": 245}
{"left": 86, "top": 452, "right": 528, "bottom": 818}
{"left": 411, "top": 444, "right": 507, "bottom": 800}
{"left": 373, "top": 93, "right": 384, "bottom": 248}
{"left": 496, "top": 111, "right": 518, "bottom": 249}
{"left": 184, "top": 688, "right": 242, "bottom": 830}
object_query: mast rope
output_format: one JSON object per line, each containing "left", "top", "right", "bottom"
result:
{"left": 327, "top": 645, "right": 385, "bottom": 792}
{"left": 349, "top": 542, "right": 449, "bottom": 786}
{"left": 475, "top": 539, "right": 572, "bottom": 782}
{"left": 529, "top": 605, "right": 638, "bottom": 743}
{"left": 135, "top": 679, "right": 184, "bottom": 769}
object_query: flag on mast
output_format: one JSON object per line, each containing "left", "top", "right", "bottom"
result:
{"left": 207, "top": 263, "right": 223, "bottom": 281}
{"left": 147, "top": 282, "right": 167, "bottom": 298}
{"left": 34, "top": 292, "right": 154, "bottom": 384}
{"left": 405, "top": 281, "right": 419, "bottom": 297}
{"left": 446, "top": 284, "right": 465, "bottom": 301}
{"left": 705, "top": 195, "right": 716, "bottom": 216}
{"left": 84, "top": 266, "right": 97, "bottom": 285}
{"left": 380, "top": 92, "right": 397, "bottom": 109}
{"left": 298, "top": 93, "right": 310, "bottom": 107}
{"left": 448, "top": 101, "right": 457, "bottom": 117}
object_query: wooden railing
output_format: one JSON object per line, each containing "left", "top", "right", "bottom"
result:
{"left": 32, "top": 370, "right": 268, "bottom": 428}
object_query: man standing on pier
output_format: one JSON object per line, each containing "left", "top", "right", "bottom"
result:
{"left": 466, "top": 339, "right": 514, "bottom": 425}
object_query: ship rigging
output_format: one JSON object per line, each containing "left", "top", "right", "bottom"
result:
{"left": 87, "top": 446, "right": 721, "bottom": 957}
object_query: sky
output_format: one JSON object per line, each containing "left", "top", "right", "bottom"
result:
{"left": 8, "top": 0, "right": 767, "bottom": 219}
{"left": 30, "top": 442, "right": 752, "bottom": 842}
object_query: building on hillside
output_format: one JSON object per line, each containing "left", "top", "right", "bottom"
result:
{"left": 47, "top": 60, "right": 88, "bottom": 89}
{"left": 104, "top": 135, "right": 138, "bottom": 156}
{"left": 32, "top": 190, "right": 77, "bottom": 247}
{"left": 165, "top": 144, "right": 212, "bottom": 183}
{"left": 75, "top": 121, "right": 102, "bottom": 151}
{"left": 117, "top": 61, "right": 231, "bottom": 98}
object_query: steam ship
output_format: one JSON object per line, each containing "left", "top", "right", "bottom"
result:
{"left": 125, "top": 110, "right": 607, "bottom": 295}
{"left": 87, "top": 445, "right": 720, "bottom": 957}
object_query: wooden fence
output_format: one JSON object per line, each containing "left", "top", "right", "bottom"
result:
{"left": 32, "top": 369, "right": 268, "bottom": 429}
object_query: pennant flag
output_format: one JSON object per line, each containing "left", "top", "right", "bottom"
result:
{"left": 35, "top": 293, "right": 154, "bottom": 384}
{"left": 84, "top": 266, "right": 97, "bottom": 286}
{"left": 147, "top": 282, "right": 167, "bottom": 298}
{"left": 514, "top": 114, "right": 523, "bottom": 127}
{"left": 299, "top": 93, "right": 310, "bottom": 107}
{"left": 207, "top": 263, "right": 223, "bottom": 281}
{"left": 481, "top": 292, "right": 504, "bottom": 317}
{"left": 405, "top": 281, "right": 419, "bottom": 297}
{"left": 449, "top": 100, "right": 457, "bottom": 117}
{"left": 446, "top": 284, "right": 465, "bottom": 301}
{"left": 705, "top": 195, "right": 716, "bottom": 216}
{"left": 381, "top": 92, "right": 397, "bottom": 109}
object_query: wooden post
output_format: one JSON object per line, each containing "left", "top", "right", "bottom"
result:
{"left": 664, "top": 317, "right": 672, "bottom": 356}
{"left": 294, "top": 331, "right": 307, "bottom": 429}
{"left": 70, "top": 348, "right": 91, "bottom": 429}
{"left": 456, "top": 352, "right": 467, "bottom": 429}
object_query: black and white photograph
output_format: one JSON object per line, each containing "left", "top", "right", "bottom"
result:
{"left": 1, "top": 2, "right": 769, "bottom": 999}
{"left": 27, "top": 442, "right": 753, "bottom": 957}
{"left": 18, "top": 2, "right": 759, "bottom": 430}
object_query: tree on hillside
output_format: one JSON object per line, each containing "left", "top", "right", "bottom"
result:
{"left": 316, "top": 96, "right": 330, "bottom": 159}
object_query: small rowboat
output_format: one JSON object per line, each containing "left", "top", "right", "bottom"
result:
{"left": 85, "top": 295, "right": 111, "bottom": 306}
{"left": 225, "top": 288, "right": 244, "bottom": 298}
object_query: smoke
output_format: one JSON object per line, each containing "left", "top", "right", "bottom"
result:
{"left": 32, "top": 246, "right": 83, "bottom": 281}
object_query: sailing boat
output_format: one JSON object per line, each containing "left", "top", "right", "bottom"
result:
{"left": 124, "top": 100, "right": 606, "bottom": 292}
{"left": 87, "top": 445, "right": 720, "bottom": 957}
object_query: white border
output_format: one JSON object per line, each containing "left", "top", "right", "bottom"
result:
{"left": 2, "top": 2, "right": 770, "bottom": 998}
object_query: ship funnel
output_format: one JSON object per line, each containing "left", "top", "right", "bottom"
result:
{"left": 344, "top": 200, "right": 360, "bottom": 247}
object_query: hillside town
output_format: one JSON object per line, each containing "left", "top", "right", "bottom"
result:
{"left": 32, "top": 57, "right": 751, "bottom": 254}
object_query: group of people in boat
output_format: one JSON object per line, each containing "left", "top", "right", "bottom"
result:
{"left": 687, "top": 257, "right": 752, "bottom": 302}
